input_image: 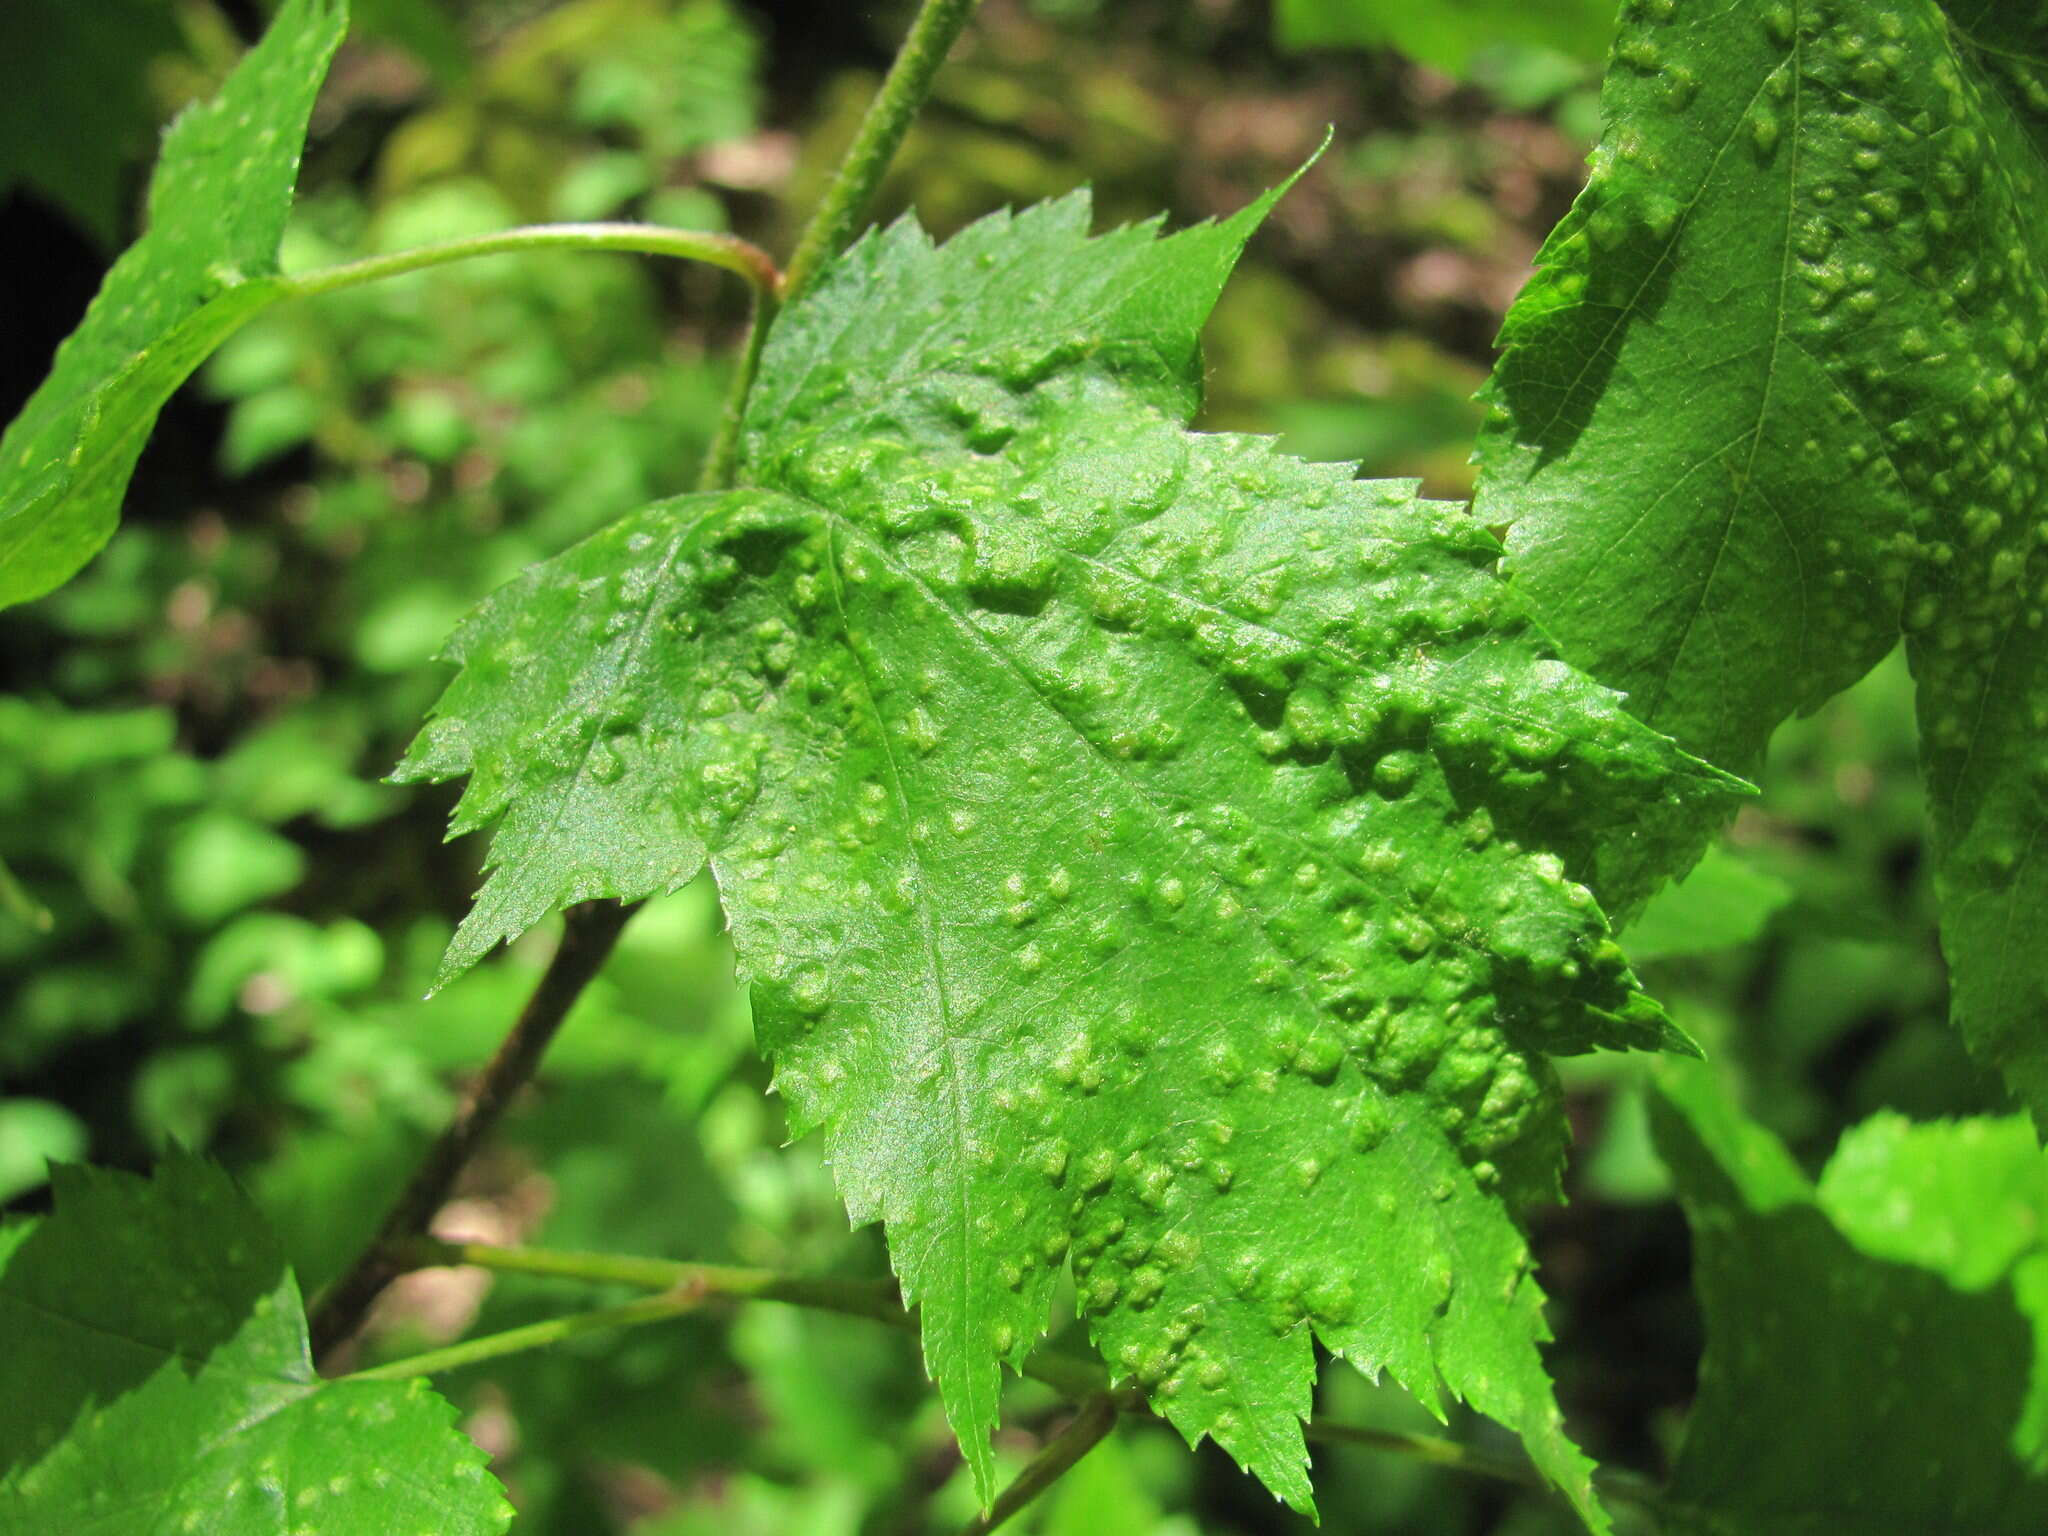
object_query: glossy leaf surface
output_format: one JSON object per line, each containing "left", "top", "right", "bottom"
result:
{"left": 1475, "top": 0, "right": 2048, "bottom": 1120}
{"left": 401, "top": 185, "right": 1741, "bottom": 1521}
{"left": 0, "top": 0, "right": 346, "bottom": 610}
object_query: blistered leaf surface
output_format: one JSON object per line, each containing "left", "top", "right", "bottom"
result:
{"left": 0, "top": 0, "right": 346, "bottom": 609}
{"left": 1652, "top": 1065, "right": 2048, "bottom": 1533}
{"left": 0, "top": 1152, "right": 512, "bottom": 1534}
{"left": 401, "top": 186, "right": 1741, "bottom": 1522}
{"left": 1474, "top": 0, "right": 2048, "bottom": 1119}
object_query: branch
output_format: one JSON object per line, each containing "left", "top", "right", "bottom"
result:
{"left": 956, "top": 1395, "right": 1118, "bottom": 1536}
{"left": 373, "top": 1236, "right": 1663, "bottom": 1514}
{"left": 779, "top": 0, "right": 985, "bottom": 305}
{"left": 382, "top": 1236, "right": 1121, "bottom": 1402}
{"left": 307, "top": 900, "right": 637, "bottom": 1364}
{"left": 700, "top": 0, "right": 981, "bottom": 488}
{"left": 283, "top": 222, "right": 783, "bottom": 303}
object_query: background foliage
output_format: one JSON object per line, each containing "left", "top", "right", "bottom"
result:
{"left": 0, "top": 1, "right": 2024, "bottom": 1531}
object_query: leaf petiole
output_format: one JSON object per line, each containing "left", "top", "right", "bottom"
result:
{"left": 281, "top": 220, "right": 783, "bottom": 303}
{"left": 957, "top": 1395, "right": 1119, "bottom": 1536}
{"left": 307, "top": 900, "right": 636, "bottom": 1363}
{"left": 341, "top": 1290, "right": 702, "bottom": 1383}
{"left": 388, "top": 1235, "right": 907, "bottom": 1324}
{"left": 779, "top": 0, "right": 985, "bottom": 305}
{"left": 698, "top": 0, "right": 985, "bottom": 488}
{"left": 374, "top": 1237, "right": 1657, "bottom": 1515}
{"left": 382, "top": 1235, "right": 1118, "bottom": 1399}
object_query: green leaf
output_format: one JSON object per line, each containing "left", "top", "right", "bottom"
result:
{"left": 1273, "top": 0, "right": 1618, "bottom": 75}
{"left": 0, "top": 1151, "right": 512, "bottom": 1533}
{"left": 1650, "top": 1064, "right": 2048, "bottom": 1533}
{"left": 1815, "top": 1110, "right": 2048, "bottom": 1463}
{"left": 1040, "top": 1428, "right": 1168, "bottom": 1536}
{"left": 399, "top": 184, "right": 1743, "bottom": 1524}
{"left": 1473, "top": 0, "right": 2048, "bottom": 1121}
{"left": 0, "top": 0, "right": 348, "bottom": 611}
{"left": 0, "top": 1099, "right": 85, "bottom": 1205}
{"left": 162, "top": 809, "right": 308, "bottom": 927}
{"left": 1818, "top": 1111, "right": 2048, "bottom": 1291}
{"left": 1620, "top": 845, "right": 1791, "bottom": 962}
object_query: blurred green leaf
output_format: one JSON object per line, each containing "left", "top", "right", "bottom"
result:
{"left": 350, "top": 0, "right": 470, "bottom": 82}
{"left": 221, "top": 383, "right": 322, "bottom": 474}
{"left": 163, "top": 809, "right": 306, "bottom": 927}
{"left": 566, "top": 0, "right": 760, "bottom": 159}
{"left": 132, "top": 1044, "right": 237, "bottom": 1149}
{"left": 1581, "top": 1078, "right": 1669, "bottom": 1206}
{"left": 1040, "top": 1428, "right": 1168, "bottom": 1535}
{"left": 1274, "top": 0, "right": 1616, "bottom": 76}
{"left": 214, "top": 713, "right": 395, "bottom": 830}
{"left": 1621, "top": 847, "right": 1791, "bottom": 963}
{"left": 1818, "top": 1113, "right": 2048, "bottom": 1290}
{"left": 1816, "top": 1112, "right": 2048, "bottom": 1463}
{"left": 1652, "top": 1064, "right": 2048, "bottom": 1531}
{"left": 186, "top": 913, "right": 384, "bottom": 1027}
{"left": 0, "top": 1100, "right": 86, "bottom": 1205}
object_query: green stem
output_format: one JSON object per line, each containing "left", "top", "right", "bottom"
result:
{"left": 957, "top": 1395, "right": 1118, "bottom": 1536}
{"left": 343, "top": 1291, "right": 700, "bottom": 1383}
{"left": 283, "top": 222, "right": 783, "bottom": 303}
{"left": 780, "top": 0, "right": 984, "bottom": 304}
{"left": 307, "top": 900, "right": 637, "bottom": 1364}
{"left": 0, "top": 853, "right": 51, "bottom": 932}
{"left": 391, "top": 1236, "right": 907, "bottom": 1325}
{"left": 697, "top": 292, "right": 775, "bottom": 492}
{"left": 388, "top": 1236, "right": 1115, "bottom": 1399}
{"left": 698, "top": 0, "right": 979, "bottom": 488}
{"left": 371, "top": 1238, "right": 1661, "bottom": 1513}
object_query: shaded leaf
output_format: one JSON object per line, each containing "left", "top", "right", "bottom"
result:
{"left": 0, "top": 0, "right": 183, "bottom": 245}
{"left": 1651, "top": 1064, "right": 2048, "bottom": 1533}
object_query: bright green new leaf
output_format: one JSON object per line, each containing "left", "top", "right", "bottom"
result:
{"left": 1273, "top": 0, "right": 1617, "bottom": 76}
{"left": 0, "top": 0, "right": 347, "bottom": 611}
{"left": 0, "top": 1151, "right": 512, "bottom": 1533}
{"left": 401, "top": 183, "right": 1741, "bottom": 1523}
{"left": 1819, "top": 1111, "right": 2048, "bottom": 1291}
{"left": 1474, "top": 0, "right": 2048, "bottom": 1121}
{"left": 1816, "top": 1110, "right": 2048, "bottom": 1463}
{"left": 1651, "top": 1065, "right": 2048, "bottom": 1531}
